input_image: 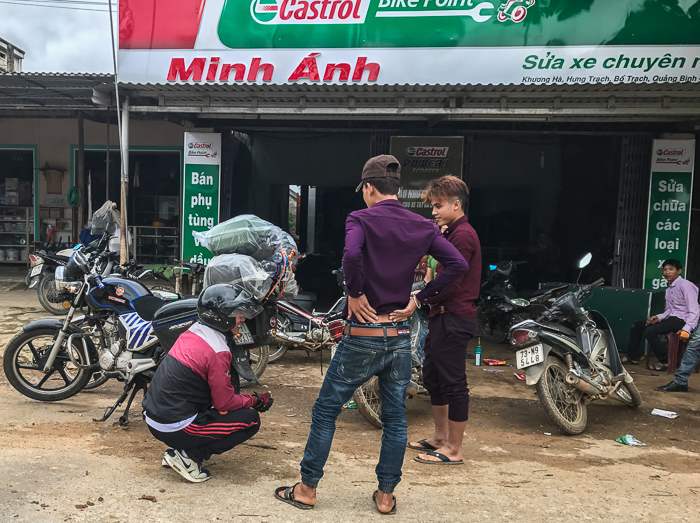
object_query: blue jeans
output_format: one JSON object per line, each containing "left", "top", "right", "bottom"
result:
{"left": 300, "top": 333, "right": 412, "bottom": 494}
{"left": 675, "top": 326, "right": 700, "bottom": 386}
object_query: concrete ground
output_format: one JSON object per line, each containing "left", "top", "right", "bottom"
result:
{"left": 0, "top": 289, "right": 699, "bottom": 522}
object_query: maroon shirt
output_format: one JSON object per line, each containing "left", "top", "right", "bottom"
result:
{"left": 430, "top": 215, "right": 482, "bottom": 319}
{"left": 342, "top": 199, "right": 468, "bottom": 321}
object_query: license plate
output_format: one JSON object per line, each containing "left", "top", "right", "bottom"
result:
{"left": 516, "top": 344, "right": 544, "bottom": 369}
{"left": 30, "top": 266, "right": 42, "bottom": 277}
{"left": 234, "top": 323, "right": 254, "bottom": 345}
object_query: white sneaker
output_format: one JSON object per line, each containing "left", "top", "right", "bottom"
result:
{"left": 162, "top": 448, "right": 173, "bottom": 467}
{"left": 163, "top": 449, "right": 211, "bottom": 483}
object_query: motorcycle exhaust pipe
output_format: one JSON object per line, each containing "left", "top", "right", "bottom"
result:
{"left": 273, "top": 331, "right": 315, "bottom": 349}
{"left": 566, "top": 372, "right": 604, "bottom": 395}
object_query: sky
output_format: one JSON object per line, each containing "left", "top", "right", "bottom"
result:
{"left": 0, "top": 0, "right": 115, "bottom": 73}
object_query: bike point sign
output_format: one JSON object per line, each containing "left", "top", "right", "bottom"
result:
{"left": 642, "top": 139, "right": 696, "bottom": 291}
{"left": 118, "top": 0, "right": 700, "bottom": 86}
{"left": 391, "top": 136, "right": 464, "bottom": 219}
{"left": 182, "top": 132, "right": 221, "bottom": 265}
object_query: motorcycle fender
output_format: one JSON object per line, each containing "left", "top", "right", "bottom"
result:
{"left": 21, "top": 319, "right": 98, "bottom": 361}
{"left": 230, "top": 346, "right": 258, "bottom": 385}
{"left": 524, "top": 344, "right": 552, "bottom": 386}
{"left": 27, "top": 276, "right": 41, "bottom": 289}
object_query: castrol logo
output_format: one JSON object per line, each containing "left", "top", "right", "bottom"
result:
{"left": 251, "top": 0, "right": 370, "bottom": 25}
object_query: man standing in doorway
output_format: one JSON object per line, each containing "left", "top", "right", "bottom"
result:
{"left": 274, "top": 155, "right": 468, "bottom": 515}
{"left": 405, "top": 175, "right": 482, "bottom": 465}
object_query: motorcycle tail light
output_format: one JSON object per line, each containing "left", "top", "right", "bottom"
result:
{"left": 512, "top": 329, "right": 536, "bottom": 346}
{"left": 29, "top": 254, "right": 42, "bottom": 267}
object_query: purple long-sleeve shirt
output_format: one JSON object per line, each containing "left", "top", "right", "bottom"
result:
{"left": 342, "top": 199, "right": 468, "bottom": 321}
{"left": 657, "top": 276, "right": 700, "bottom": 333}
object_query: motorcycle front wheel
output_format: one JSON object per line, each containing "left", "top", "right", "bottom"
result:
{"left": 36, "top": 273, "right": 69, "bottom": 316}
{"left": 3, "top": 327, "right": 93, "bottom": 401}
{"left": 476, "top": 305, "right": 507, "bottom": 344}
{"left": 536, "top": 356, "right": 588, "bottom": 435}
{"left": 613, "top": 380, "right": 643, "bottom": 408}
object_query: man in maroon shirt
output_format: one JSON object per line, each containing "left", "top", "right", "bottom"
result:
{"left": 400, "top": 175, "right": 481, "bottom": 465}
{"left": 275, "top": 155, "right": 468, "bottom": 514}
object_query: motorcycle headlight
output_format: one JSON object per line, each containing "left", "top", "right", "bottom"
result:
{"left": 510, "top": 298, "right": 530, "bottom": 308}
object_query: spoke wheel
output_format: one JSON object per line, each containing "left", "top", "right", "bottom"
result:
{"left": 4, "top": 328, "right": 92, "bottom": 401}
{"left": 353, "top": 376, "right": 383, "bottom": 429}
{"left": 37, "top": 273, "right": 70, "bottom": 316}
{"left": 536, "top": 356, "right": 588, "bottom": 435}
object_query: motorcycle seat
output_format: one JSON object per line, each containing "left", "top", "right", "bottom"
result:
{"left": 133, "top": 295, "right": 180, "bottom": 322}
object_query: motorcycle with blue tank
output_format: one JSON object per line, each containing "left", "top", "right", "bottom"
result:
{"left": 509, "top": 276, "right": 642, "bottom": 435}
{"left": 2, "top": 240, "right": 272, "bottom": 425}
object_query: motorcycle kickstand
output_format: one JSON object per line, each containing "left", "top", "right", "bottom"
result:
{"left": 93, "top": 382, "right": 133, "bottom": 423}
{"left": 118, "top": 382, "right": 147, "bottom": 427}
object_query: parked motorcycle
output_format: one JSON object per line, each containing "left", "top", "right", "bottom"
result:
{"left": 510, "top": 276, "right": 642, "bottom": 435}
{"left": 269, "top": 268, "right": 347, "bottom": 362}
{"left": 26, "top": 249, "right": 74, "bottom": 315}
{"left": 477, "top": 260, "right": 568, "bottom": 344}
{"left": 3, "top": 241, "right": 269, "bottom": 425}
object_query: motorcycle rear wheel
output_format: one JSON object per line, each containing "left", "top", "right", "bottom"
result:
{"left": 3, "top": 328, "right": 93, "bottom": 401}
{"left": 353, "top": 376, "right": 383, "bottom": 429}
{"left": 37, "top": 273, "right": 69, "bottom": 316}
{"left": 613, "top": 380, "right": 642, "bottom": 408}
{"left": 476, "top": 305, "right": 507, "bottom": 344}
{"left": 536, "top": 356, "right": 588, "bottom": 435}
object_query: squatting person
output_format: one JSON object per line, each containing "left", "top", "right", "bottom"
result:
{"left": 142, "top": 284, "right": 274, "bottom": 483}
{"left": 274, "top": 155, "right": 468, "bottom": 515}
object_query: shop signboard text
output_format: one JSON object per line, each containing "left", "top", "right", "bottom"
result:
{"left": 118, "top": 0, "right": 700, "bottom": 85}
{"left": 643, "top": 139, "right": 695, "bottom": 290}
{"left": 182, "top": 132, "right": 221, "bottom": 265}
{"left": 391, "top": 136, "right": 464, "bottom": 219}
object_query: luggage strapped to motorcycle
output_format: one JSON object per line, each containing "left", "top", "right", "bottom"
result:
{"left": 263, "top": 249, "right": 297, "bottom": 303}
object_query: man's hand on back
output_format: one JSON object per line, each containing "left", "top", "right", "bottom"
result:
{"left": 389, "top": 292, "right": 418, "bottom": 322}
{"left": 348, "top": 295, "right": 378, "bottom": 323}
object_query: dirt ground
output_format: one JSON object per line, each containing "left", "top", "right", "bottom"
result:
{"left": 0, "top": 288, "right": 699, "bottom": 522}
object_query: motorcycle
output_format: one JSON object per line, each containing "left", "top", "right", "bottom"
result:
{"left": 26, "top": 249, "right": 74, "bottom": 315}
{"left": 509, "top": 275, "right": 642, "bottom": 435}
{"left": 3, "top": 241, "right": 270, "bottom": 425}
{"left": 477, "top": 260, "right": 568, "bottom": 344}
{"left": 269, "top": 268, "right": 347, "bottom": 362}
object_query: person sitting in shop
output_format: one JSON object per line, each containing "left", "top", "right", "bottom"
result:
{"left": 624, "top": 259, "right": 699, "bottom": 371}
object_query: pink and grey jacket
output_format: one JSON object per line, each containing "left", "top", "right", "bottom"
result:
{"left": 142, "top": 322, "right": 256, "bottom": 424}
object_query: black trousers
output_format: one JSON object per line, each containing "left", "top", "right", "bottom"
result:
{"left": 627, "top": 316, "right": 684, "bottom": 363}
{"left": 423, "top": 313, "right": 477, "bottom": 423}
{"left": 148, "top": 408, "right": 260, "bottom": 463}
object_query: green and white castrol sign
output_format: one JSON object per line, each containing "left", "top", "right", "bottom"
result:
{"left": 182, "top": 132, "right": 221, "bottom": 265}
{"left": 118, "top": 0, "right": 700, "bottom": 86}
{"left": 642, "top": 139, "right": 696, "bottom": 291}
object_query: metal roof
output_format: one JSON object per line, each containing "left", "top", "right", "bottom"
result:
{"left": 1, "top": 73, "right": 699, "bottom": 123}
{"left": 119, "top": 81, "right": 700, "bottom": 123}
{"left": 0, "top": 72, "right": 111, "bottom": 112}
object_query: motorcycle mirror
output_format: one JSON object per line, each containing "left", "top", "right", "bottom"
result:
{"left": 578, "top": 253, "right": 592, "bottom": 269}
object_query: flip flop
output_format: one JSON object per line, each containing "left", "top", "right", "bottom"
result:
{"left": 407, "top": 439, "right": 437, "bottom": 451}
{"left": 414, "top": 451, "right": 464, "bottom": 465}
{"left": 373, "top": 490, "right": 397, "bottom": 515}
{"left": 274, "top": 483, "right": 314, "bottom": 510}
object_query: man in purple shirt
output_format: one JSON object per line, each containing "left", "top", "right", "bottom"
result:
{"left": 626, "top": 259, "right": 699, "bottom": 370}
{"left": 275, "top": 155, "right": 467, "bottom": 515}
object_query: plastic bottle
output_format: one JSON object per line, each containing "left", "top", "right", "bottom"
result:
{"left": 475, "top": 337, "right": 482, "bottom": 366}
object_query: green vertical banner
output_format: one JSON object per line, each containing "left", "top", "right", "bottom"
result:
{"left": 643, "top": 139, "right": 696, "bottom": 290}
{"left": 182, "top": 132, "right": 221, "bottom": 264}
